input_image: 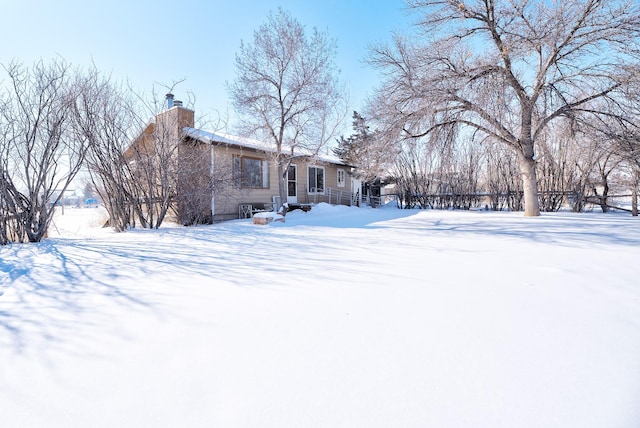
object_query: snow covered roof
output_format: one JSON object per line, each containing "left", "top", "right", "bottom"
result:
{"left": 183, "top": 127, "right": 349, "bottom": 166}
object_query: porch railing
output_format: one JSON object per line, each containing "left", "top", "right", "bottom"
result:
{"left": 326, "top": 187, "right": 357, "bottom": 206}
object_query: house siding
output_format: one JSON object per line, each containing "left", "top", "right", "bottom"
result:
{"left": 295, "top": 162, "right": 352, "bottom": 205}
{"left": 210, "top": 147, "right": 354, "bottom": 221}
{"left": 210, "top": 145, "right": 279, "bottom": 221}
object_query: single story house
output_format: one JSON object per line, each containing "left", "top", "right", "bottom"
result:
{"left": 130, "top": 98, "right": 360, "bottom": 223}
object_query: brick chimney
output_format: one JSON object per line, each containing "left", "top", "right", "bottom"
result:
{"left": 155, "top": 95, "right": 195, "bottom": 144}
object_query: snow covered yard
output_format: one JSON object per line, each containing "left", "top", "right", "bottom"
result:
{"left": 1, "top": 204, "right": 639, "bottom": 428}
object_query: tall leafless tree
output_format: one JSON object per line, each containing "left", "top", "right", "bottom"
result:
{"left": 369, "top": 0, "right": 640, "bottom": 216}
{"left": 124, "top": 97, "right": 181, "bottom": 229}
{"left": 482, "top": 141, "right": 523, "bottom": 211}
{"left": 71, "top": 70, "right": 141, "bottom": 232}
{"left": 571, "top": 89, "right": 640, "bottom": 214}
{"left": 591, "top": 113, "right": 640, "bottom": 216}
{"left": 391, "top": 136, "right": 441, "bottom": 209}
{"left": 227, "top": 8, "right": 345, "bottom": 213}
{"left": 0, "top": 60, "right": 87, "bottom": 243}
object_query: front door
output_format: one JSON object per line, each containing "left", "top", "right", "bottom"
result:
{"left": 287, "top": 164, "right": 298, "bottom": 204}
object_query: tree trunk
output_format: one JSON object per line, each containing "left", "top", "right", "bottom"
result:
{"left": 277, "top": 160, "right": 287, "bottom": 216}
{"left": 598, "top": 173, "right": 610, "bottom": 213}
{"left": 632, "top": 175, "right": 638, "bottom": 217}
{"left": 518, "top": 152, "right": 540, "bottom": 216}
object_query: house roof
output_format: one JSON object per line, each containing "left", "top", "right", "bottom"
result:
{"left": 183, "top": 127, "right": 350, "bottom": 166}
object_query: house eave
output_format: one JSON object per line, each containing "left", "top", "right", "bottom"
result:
{"left": 183, "top": 127, "right": 354, "bottom": 167}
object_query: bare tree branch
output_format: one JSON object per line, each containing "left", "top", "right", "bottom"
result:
{"left": 227, "top": 8, "right": 345, "bottom": 213}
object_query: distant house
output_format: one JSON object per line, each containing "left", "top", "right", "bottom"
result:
{"left": 129, "top": 96, "right": 360, "bottom": 223}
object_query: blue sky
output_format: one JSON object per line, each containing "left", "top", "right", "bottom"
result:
{"left": 2, "top": 0, "right": 412, "bottom": 132}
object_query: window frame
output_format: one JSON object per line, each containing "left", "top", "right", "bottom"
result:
{"left": 337, "top": 168, "right": 346, "bottom": 188}
{"left": 233, "top": 155, "right": 270, "bottom": 189}
{"left": 308, "top": 165, "right": 325, "bottom": 195}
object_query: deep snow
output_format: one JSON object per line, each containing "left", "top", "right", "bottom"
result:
{"left": 1, "top": 204, "right": 639, "bottom": 427}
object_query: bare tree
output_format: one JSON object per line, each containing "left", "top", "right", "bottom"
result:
{"left": 573, "top": 92, "right": 640, "bottom": 214}
{"left": 600, "top": 123, "right": 640, "bottom": 216}
{"left": 71, "top": 71, "right": 141, "bottom": 232}
{"left": 391, "top": 136, "right": 440, "bottom": 209}
{"left": 559, "top": 129, "right": 601, "bottom": 213}
{"left": 133, "top": 92, "right": 219, "bottom": 227}
{"left": 0, "top": 59, "right": 87, "bottom": 243}
{"left": 227, "top": 8, "right": 344, "bottom": 213}
{"left": 124, "top": 98, "right": 181, "bottom": 229}
{"left": 448, "top": 141, "right": 483, "bottom": 210}
{"left": 482, "top": 141, "right": 523, "bottom": 211}
{"left": 387, "top": 125, "right": 485, "bottom": 210}
{"left": 369, "top": 0, "right": 640, "bottom": 216}
{"left": 74, "top": 74, "right": 215, "bottom": 231}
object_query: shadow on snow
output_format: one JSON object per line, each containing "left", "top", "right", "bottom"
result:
{"left": 1, "top": 208, "right": 638, "bottom": 353}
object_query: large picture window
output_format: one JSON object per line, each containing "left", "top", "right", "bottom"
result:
{"left": 308, "top": 166, "right": 325, "bottom": 194}
{"left": 233, "top": 155, "right": 270, "bottom": 189}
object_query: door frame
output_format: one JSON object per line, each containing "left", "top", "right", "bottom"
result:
{"left": 287, "top": 164, "right": 298, "bottom": 204}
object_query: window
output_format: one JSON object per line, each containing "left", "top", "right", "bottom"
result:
{"left": 308, "top": 166, "right": 325, "bottom": 194}
{"left": 337, "top": 169, "right": 346, "bottom": 188}
{"left": 233, "top": 155, "right": 269, "bottom": 189}
{"left": 287, "top": 165, "right": 297, "bottom": 197}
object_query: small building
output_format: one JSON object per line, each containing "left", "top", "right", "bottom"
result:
{"left": 129, "top": 97, "right": 360, "bottom": 223}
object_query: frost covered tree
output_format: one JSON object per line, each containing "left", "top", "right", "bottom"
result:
{"left": 228, "top": 8, "right": 344, "bottom": 213}
{"left": 589, "top": 105, "right": 640, "bottom": 216}
{"left": 370, "top": 0, "right": 640, "bottom": 216}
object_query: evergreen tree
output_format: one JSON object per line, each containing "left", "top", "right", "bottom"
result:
{"left": 334, "top": 111, "right": 388, "bottom": 182}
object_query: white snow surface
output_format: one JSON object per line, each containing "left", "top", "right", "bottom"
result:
{"left": 1, "top": 204, "right": 639, "bottom": 428}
